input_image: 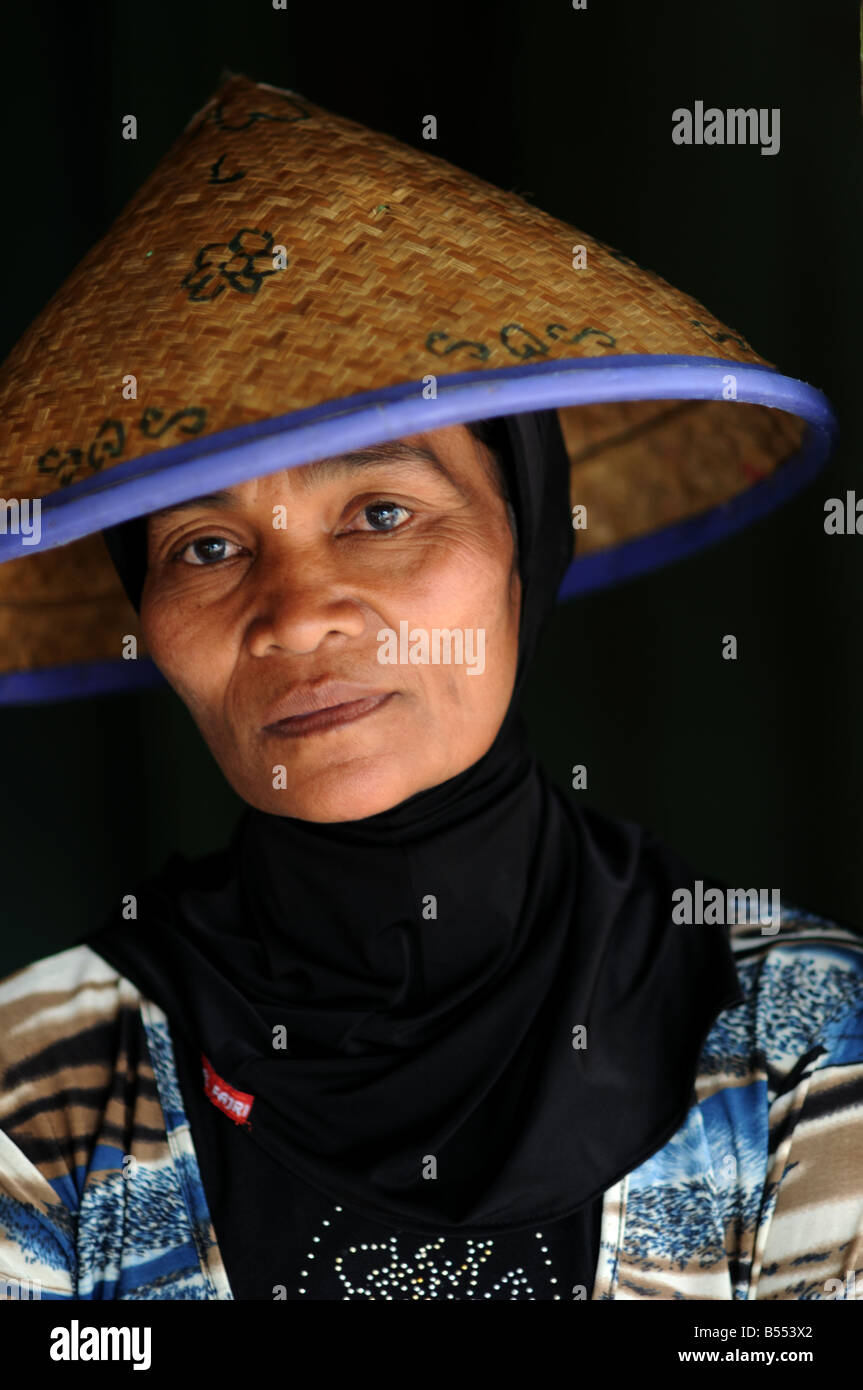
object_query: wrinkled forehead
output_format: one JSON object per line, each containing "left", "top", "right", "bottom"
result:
{"left": 145, "top": 427, "right": 487, "bottom": 528}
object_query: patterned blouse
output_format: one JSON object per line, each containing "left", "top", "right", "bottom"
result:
{"left": 0, "top": 904, "right": 861, "bottom": 1300}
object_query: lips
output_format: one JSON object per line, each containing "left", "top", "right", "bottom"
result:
{"left": 264, "top": 693, "right": 394, "bottom": 737}
{"left": 261, "top": 680, "right": 394, "bottom": 730}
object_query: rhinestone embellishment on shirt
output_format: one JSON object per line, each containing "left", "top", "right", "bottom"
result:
{"left": 297, "top": 1207, "right": 563, "bottom": 1299}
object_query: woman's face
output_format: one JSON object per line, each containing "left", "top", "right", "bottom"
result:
{"left": 141, "top": 424, "right": 521, "bottom": 821}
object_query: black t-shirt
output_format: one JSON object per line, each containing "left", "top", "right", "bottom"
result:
{"left": 171, "top": 1024, "right": 602, "bottom": 1301}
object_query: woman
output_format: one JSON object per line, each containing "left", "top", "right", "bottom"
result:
{"left": 0, "top": 74, "right": 861, "bottom": 1302}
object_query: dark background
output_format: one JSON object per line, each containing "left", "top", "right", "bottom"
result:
{"left": 1, "top": 0, "right": 861, "bottom": 974}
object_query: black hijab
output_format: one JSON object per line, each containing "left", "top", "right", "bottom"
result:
{"left": 89, "top": 411, "right": 743, "bottom": 1235}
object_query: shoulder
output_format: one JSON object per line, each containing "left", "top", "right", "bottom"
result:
{"left": 0, "top": 946, "right": 150, "bottom": 1297}
{"left": 607, "top": 902, "right": 863, "bottom": 1299}
{"left": 0, "top": 944, "right": 225, "bottom": 1300}
{"left": 0, "top": 944, "right": 151, "bottom": 1186}
{"left": 0, "top": 938, "right": 140, "bottom": 1005}
{"left": 703, "top": 902, "right": 863, "bottom": 1087}
{"left": 0, "top": 942, "right": 145, "bottom": 1093}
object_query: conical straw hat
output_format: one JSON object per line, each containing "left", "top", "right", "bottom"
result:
{"left": 0, "top": 71, "right": 835, "bottom": 704}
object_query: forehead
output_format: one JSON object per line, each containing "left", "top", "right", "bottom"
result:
{"left": 147, "top": 425, "right": 482, "bottom": 523}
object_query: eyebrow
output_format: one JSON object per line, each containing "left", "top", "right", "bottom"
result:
{"left": 148, "top": 441, "right": 462, "bottom": 521}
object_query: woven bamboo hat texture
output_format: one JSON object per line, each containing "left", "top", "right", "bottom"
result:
{"left": 0, "top": 71, "right": 836, "bottom": 704}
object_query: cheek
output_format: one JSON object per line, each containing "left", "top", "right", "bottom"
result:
{"left": 142, "top": 599, "right": 230, "bottom": 716}
{"left": 449, "top": 548, "right": 517, "bottom": 648}
{"left": 409, "top": 526, "right": 513, "bottom": 618}
{"left": 407, "top": 550, "right": 519, "bottom": 704}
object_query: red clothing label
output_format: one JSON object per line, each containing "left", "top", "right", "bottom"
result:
{"left": 201, "top": 1053, "right": 254, "bottom": 1126}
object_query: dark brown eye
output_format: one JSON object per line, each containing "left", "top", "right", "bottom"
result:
{"left": 360, "top": 502, "right": 409, "bottom": 531}
{"left": 179, "top": 536, "right": 241, "bottom": 566}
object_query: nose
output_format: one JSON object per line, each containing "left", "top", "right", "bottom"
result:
{"left": 245, "top": 541, "right": 368, "bottom": 657}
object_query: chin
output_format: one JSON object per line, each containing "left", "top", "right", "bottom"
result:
{"left": 236, "top": 758, "right": 424, "bottom": 823}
